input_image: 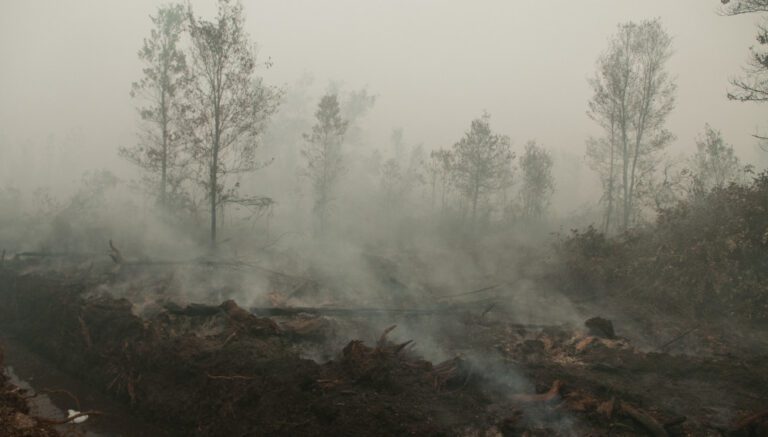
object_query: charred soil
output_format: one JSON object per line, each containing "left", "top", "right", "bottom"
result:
{"left": 0, "top": 264, "right": 766, "bottom": 436}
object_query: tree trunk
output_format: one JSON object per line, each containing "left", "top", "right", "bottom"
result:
{"left": 160, "top": 91, "right": 168, "bottom": 207}
{"left": 210, "top": 111, "right": 220, "bottom": 249}
{"left": 621, "top": 122, "right": 630, "bottom": 231}
{"left": 471, "top": 184, "right": 479, "bottom": 224}
{"left": 210, "top": 154, "right": 218, "bottom": 248}
{"left": 604, "top": 114, "right": 616, "bottom": 234}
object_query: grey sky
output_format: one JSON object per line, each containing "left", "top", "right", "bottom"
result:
{"left": 0, "top": 1, "right": 765, "bottom": 193}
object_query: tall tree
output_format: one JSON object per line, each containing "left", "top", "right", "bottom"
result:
{"left": 691, "top": 124, "right": 743, "bottom": 192}
{"left": 120, "top": 4, "right": 187, "bottom": 208}
{"left": 379, "top": 158, "right": 402, "bottom": 211}
{"left": 302, "top": 94, "right": 349, "bottom": 235}
{"left": 519, "top": 141, "right": 555, "bottom": 219}
{"left": 425, "top": 148, "right": 454, "bottom": 211}
{"left": 379, "top": 134, "right": 425, "bottom": 212}
{"left": 721, "top": 1, "right": 768, "bottom": 145}
{"left": 390, "top": 128, "right": 405, "bottom": 163}
{"left": 185, "top": 0, "right": 280, "bottom": 247}
{"left": 721, "top": 0, "right": 768, "bottom": 15}
{"left": 587, "top": 19, "right": 676, "bottom": 232}
{"left": 451, "top": 113, "right": 513, "bottom": 224}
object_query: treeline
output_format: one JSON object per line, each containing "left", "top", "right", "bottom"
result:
{"left": 558, "top": 170, "right": 768, "bottom": 323}
{"left": 5, "top": 1, "right": 768, "bottom": 255}
{"left": 119, "top": 1, "right": 280, "bottom": 248}
{"left": 554, "top": 1, "right": 768, "bottom": 323}
{"left": 585, "top": 18, "right": 750, "bottom": 235}
{"left": 123, "top": 0, "right": 559, "bottom": 248}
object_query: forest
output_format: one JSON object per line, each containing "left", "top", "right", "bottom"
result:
{"left": 1, "top": 0, "right": 767, "bottom": 436}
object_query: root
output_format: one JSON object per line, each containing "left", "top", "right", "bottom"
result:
{"left": 377, "top": 325, "right": 397, "bottom": 349}
{"left": 394, "top": 340, "right": 413, "bottom": 354}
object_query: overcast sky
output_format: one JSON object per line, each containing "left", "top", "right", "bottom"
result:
{"left": 0, "top": 1, "right": 765, "bottom": 190}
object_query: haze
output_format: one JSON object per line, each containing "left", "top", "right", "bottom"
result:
{"left": 0, "top": 1, "right": 764, "bottom": 214}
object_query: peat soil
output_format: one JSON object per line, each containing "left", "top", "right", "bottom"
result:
{"left": 0, "top": 344, "right": 61, "bottom": 437}
{"left": 0, "top": 263, "right": 767, "bottom": 436}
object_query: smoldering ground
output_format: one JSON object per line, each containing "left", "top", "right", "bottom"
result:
{"left": 2, "top": 0, "right": 768, "bottom": 435}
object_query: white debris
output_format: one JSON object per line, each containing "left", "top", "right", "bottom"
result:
{"left": 67, "top": 409, "right": 89, "bottom": 424}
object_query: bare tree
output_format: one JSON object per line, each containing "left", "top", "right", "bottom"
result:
{"left": 425, "top": 148, "right": 454, "bottom": 211}
{"left": 185, "top": 0, "right": 280, "bottom": 247}
{"left": 451, "top": 113, "right": 513, "bottom": 224}
{"left": 721, "top": 0, "right": 768, "bottom": 15}
{"left": 691, "top": 124, "right": 743, "bottom": 192}
{"left": 586, "top": 136, "right": 619, "bottom": 232}
{"left": 587, "top": 19, "right": 676, "bottom": 232}
{"left": 519, "top": 141, "right": 555, "bottom": 219}
{"left": 721, "top": 1, "right": 768, "bottom": 147}
{"left": 302, "top": 94, "right": 349, "bottom": 235}
{"left": 379, "top": 158, "right": 402, "bottom": 210}
{"left": 120, "top": 4, "right": 187, "bottom": 208}
{"left": 646, "top": 158, "right": 690, "bottom": 211}
{"left": 379, "top": 133, "right": 425, "bottom": 213}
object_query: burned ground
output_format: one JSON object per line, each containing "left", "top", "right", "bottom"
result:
{"left": 0, "top": 345, "right": 60, "bottom": 437}
{"left": 0, "top": 256, "right": 767, "bottom": 436}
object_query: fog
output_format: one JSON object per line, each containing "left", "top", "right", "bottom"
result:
{"left": 1, "top": 0, "right": 765, "bottom": 308}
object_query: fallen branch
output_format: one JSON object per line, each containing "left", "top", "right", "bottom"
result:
{"left": 14, "top": 251, "right": 99, "bottom": 259}
{"left": 120, "top": 258, "right": 310, "bottom": 280}
{"left": 316, "top": 378, "right": 343, "bottom": 389}
{"left": 221, "top": 330, "right": 238, "bottom": 348}
{"left": 251, "top": 306, "right": 453, "bottom": 317}
{"left": 620, "top": 402, "right": 669, "bottom": 437}
{"left": 732, "top": 409, "right": 768, "bottom": 432}
{"left": 249, "top": 305, "right": 555, "bottom": 327}
{"left": 206, "top": 373, "right": 255, "bottom": 381}
{"left": 437, "top": 284, "right": 501, "bottom": 300}
{"left": 510, "top": 380, "right": 563, "bottom": 403}
{"left": 658, "top": 325, "right": 699, "bottom": 352}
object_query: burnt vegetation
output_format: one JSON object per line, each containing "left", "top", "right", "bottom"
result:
{"left": 2, "top": 0, "right": 768, "bottom": 436}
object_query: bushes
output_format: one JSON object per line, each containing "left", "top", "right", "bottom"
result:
{"left": 558, "top": 172, "right": 768, "bottom": 323}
